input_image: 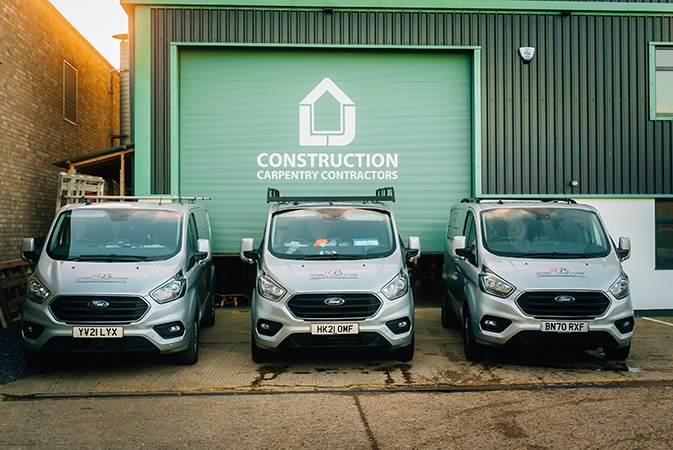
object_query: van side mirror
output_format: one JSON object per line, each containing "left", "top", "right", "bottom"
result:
{"left": 21, "top": 238, "right": 39, "bottom": 263}
{"left": 194, "top": 238, "right": 211, "bottom": 263}
{"left": 452, "top": 236, "right": 469, "bottom": 259}
{"left": 617, "top": 236, "right": 631, "bottom": 262}
{"left": 240, "top": 238, "right": 258, "bottom": 264}
{"left": 406, "top": 236, "right": 421, "bottom": 262}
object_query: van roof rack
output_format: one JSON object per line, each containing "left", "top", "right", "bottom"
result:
{"left": 460, "top": 197, "right": 577, "bottom": 204}
{"left": 62, "top": 195, "right": 211, "bottom": 205}
{"left": 267, "top": 187, "right": 395, "bottom": 204}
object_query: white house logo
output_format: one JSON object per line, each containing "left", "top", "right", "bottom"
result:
{"left": 299, "top": 77, "right": 356, "bottom": 146}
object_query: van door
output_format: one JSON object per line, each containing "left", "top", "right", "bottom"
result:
{"left": 451, "top": 211, "right": 480, "bottom": 318}
{"left": 186, "top": 213, "right": 209, "bottom": 315}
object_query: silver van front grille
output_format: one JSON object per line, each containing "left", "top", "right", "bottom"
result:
{"left": 516, "top": 291, "right": 610, "bottom": 319}
{"left": 288, "top": 294, "right": 382, "bottom": 320}
{"left": 49, "top": 296, "right": 149, "bottom": 324}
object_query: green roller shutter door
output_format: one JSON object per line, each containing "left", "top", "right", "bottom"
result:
{"left": 178, "top": 47, "right": 473, "bottom": 253}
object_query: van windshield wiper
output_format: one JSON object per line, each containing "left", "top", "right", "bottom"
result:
{"left": 519, "top": 252, "right": 584, "bottom": 259}
{"left": 300, "top": 252, "right": 361, "bottom": 260}
{"left": 71, "top": 254, "right": 149, "bottom": 262}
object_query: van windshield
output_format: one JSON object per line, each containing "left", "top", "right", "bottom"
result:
{"left": 46, "top": 208, "right": 182, "bottom": 262}
{"left": 269, "top": 207, "right": 395, "bottom": 260}
{"left": 481, "top": 207, "right": 611, "bottom": 258}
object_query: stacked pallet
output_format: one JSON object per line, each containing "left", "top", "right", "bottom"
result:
{"left": 0, "top": 260, "right": 31, "bottom": 329}
{"left": 56, "top": 172, "right": 106, "bottom": 212}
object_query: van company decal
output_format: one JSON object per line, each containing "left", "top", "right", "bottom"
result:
{"left": 256, "top": 152, "right": 399, "bottom": 181}
{"left": 76, "top": 273, "right": 128, "bottom": 283}
{"left": 309, "top": 269, "right": 358, "bottom": 280}
{"left": 536, "top": 268, "right": 585, "bottom": 278}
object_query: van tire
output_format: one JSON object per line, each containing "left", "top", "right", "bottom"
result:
{"left": 441, "top": 291, "right": 458, "bottom": 328}
{"left": 176, "top": 315, "right": 199, "bottom": 365}
{"left": 604, "top": 344, "right": 630, "bottom": 361}
{"left": 251, "top": 332, "right": 272, "bottom": 363}
{"left": 24, "top": 347, "right": 46, "bottom": 369}
{"left": 463, "top": 309, "right": 484, "bottom": 361}
{"left": 393, "top": 335, "right": 414, "bottom": 362}
{"left": 202, "top": 295, "right": 216, "bottom": 328}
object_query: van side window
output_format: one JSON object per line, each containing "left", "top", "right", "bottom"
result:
{"left": 188, "top": 214, "right": 199, "bottom": 250}
{"left": 447, "top": 210, "right": 459, "bottom": 239}
{"left": 463, "top": 212, "right": 478, "bottom": 266}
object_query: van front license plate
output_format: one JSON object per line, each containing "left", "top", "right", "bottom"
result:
{"left": 73, "top": 326, "right": 124, "bottom": 338}
{"left": 540, "top": 321, "right": 588, "bottom": 333}
{"left": 311, "top": 323, "right": 359, "bottom": 335}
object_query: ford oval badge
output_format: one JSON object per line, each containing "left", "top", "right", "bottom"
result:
{"left": 324, "top": 297, "right": 345, "bottom": 306}
{"left": 88, "top": 300, "right": 110, "bottom": 309}
{"left": 554, "top": 295, "right": 575, "bottom": 304}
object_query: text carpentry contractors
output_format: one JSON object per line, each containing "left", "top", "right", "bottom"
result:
{"left": 256, "top": 152, "right": 399, "bottom": 181}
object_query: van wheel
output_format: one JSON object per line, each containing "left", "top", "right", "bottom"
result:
{"left": 441, "top": 291, "right": 458, "bottom": 328}
{"left": 176, "top": 316, "right": 199, "bottom": 365}
{"left": 604, "top": 344, "right": 630, "bottom": 361}
{"left": 393, "top": 335, "right": 414, "bottom": 362}
{"left": 463, "top": 309, "right": 484, "bottom": 361}
{"left": 251, "top": 332, "right": 272, "bottom": 363}
{"left": 202, "top": 295, "right": 215, "bottom": 328}
{"left": 24, "top": 346, "right": 46, "bottom": 369}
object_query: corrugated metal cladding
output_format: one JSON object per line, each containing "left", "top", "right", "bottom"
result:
{"left": 149, "top": 8, "right": 673, "bottom": 196}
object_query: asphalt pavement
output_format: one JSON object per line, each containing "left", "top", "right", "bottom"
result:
{"left": 3, "top": 307, "right": 673, "bottom": 449}
{"left": 2, "top": 307, "right": 673, "bottom": 397}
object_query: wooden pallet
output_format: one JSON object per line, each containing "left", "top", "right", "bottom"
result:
{"left": 0, "top": 260, "right": 31, "bottom": 329}
{"left": 56, "top": 172, "right": 106, "bottom": 212}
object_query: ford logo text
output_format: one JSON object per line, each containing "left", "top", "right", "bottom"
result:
{"left": 88, "top": 300, "right": 110, "bottom": 309}
{"left": 324, "top": 297, "right": 345, "bottom": 306}
{"left": 554, "top": 295, "right": 576, "bottom": 304}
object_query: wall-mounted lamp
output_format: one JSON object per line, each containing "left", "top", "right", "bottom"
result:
{"left": 569, "top": 180, "right": 579, "bottom": 188}
{"left": 519, "top": 47, "right": 536, "bottom": 64}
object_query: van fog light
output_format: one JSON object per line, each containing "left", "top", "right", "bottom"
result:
{"left": 257, "top": 319, "right": 283, "bottom": 336}
{"left": 154, "top": 321, "right": 185, "bottom": 339}
{"left": 615, "top": 317, "right": 634, "bottom": 334}
{"left": 386, "top": 317, "right": 412, "bottom": 334}
{"left": 23, "top": 321, "right": 44, "bottom": 340}
{"left": 480, "top": 315, "right": 512, "bottom": 333}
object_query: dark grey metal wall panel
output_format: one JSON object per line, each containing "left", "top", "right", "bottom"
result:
{"left": 148, "top": 8, "right": 673, "bottom": 196}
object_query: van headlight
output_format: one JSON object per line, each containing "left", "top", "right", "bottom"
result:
{"left": 479, "top": 267, "right": 515, "bottom": 298}
{"left": 150, "top": 273, "right": 186, "bottom": 304}
{"left": 27, "top": 278, "right": 50, "bottom": 304}
{"left": 609, "top": 272, "right": 630, "bottom": 299}
{"left": 258, "top": 273, "right": 286, "bottom": 301}
{"left": 382, "top": 271, "right": 409, "bottom": 300}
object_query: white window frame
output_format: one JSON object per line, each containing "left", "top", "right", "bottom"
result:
{"left": 63, "top": 60, "right": 78, "bottom": 125}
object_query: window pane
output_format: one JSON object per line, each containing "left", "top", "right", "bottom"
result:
{"left": 656, "top": 200, "right": 673, "bottom": 270}
{"left": 656, "top": 223, "right": 673, "bottom": 269}
{"left": 656, "top": 200, "right": 673, "bottom": 220}
{"left": 656, "top": 49, "right": 673, "bottom": 67}
{"left": 656, "top": 72, "right": 673, "bottom": 114}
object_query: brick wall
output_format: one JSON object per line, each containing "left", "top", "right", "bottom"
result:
{"left": 0, "top": 0, "right": 120, "bottom": 262}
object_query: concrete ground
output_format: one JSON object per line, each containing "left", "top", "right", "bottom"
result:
{"left": 1, "top": 306, "right": 672, "bottom": 398}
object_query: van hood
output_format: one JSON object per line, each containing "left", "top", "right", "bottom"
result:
{"left": 483, "top": 254, "right": 622, "bottom": 291}
{"left": 263, "top": 257, "right": 403, "bottom": 294}
{"left": 36, "top": 258, "right": 181, "bottom": 296}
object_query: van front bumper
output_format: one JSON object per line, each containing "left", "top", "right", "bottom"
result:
{"left": 22, "top": 296, "right": 195, "bottom": 356}
{"left": 251, "top": 291, "right": 414, "bottom": 352}
{"left": 470, "top": 290, "right": 634, "bottom": 350}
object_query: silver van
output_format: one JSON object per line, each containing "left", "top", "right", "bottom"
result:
{"left": 240, "top": 188, "right": 420, "bottom": 363}
{"left": 21, "top": 198, "right": 215, "bottom": 367}
{"left": 441, "top": 198, "right": 634, "bottom": 361}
